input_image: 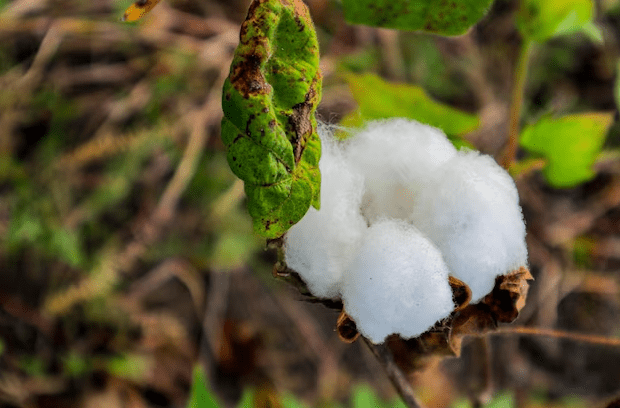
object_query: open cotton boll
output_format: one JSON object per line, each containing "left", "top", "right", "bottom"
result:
{"left": 284, "top": 131, "right": 367, "bottom": 298}
{"left": 344, "top": 119, "right": 458, "bottom": 223}
{"left": 410, "top": 150, "right": 528, "bottom": 301}
{"left": 345, "top": 119, "right": 458, "bottom": 179}
{"left": 341, "top": 219, "right": 455, "bottom": 343}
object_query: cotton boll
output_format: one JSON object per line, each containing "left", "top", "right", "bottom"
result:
{"left": 346, "top": 119, "right": 458, "bottom": 179}
{"left": 410, "top": 150, "right": 528, "bottom": 301}
{"left": 284, "top": 131, "right": 367, "bottom": 298}
{"left": 341, "top": 219, "right": 455, "bottom": 343}
{"left": 344, "top": 119, "right": 458, "bottom": 223}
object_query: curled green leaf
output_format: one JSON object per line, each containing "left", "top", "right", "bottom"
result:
{"left": 221, "top": 0, "right": 322, "bottom": 238}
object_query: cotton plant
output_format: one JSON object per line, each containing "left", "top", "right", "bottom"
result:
{"left": 220, "top": 0, "right": 531, "bottom": 347}
{"left": 284, "top": 119, "right": 528, "bottom": 343}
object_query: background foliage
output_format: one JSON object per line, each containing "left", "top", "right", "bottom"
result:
{"left": 1, "top": 0, "right": 620, "bottom": 407}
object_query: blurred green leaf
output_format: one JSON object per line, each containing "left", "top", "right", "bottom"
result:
{"left": 235, "top": 388, "right": 255, "bottom": 408}
{"left": 8, "top": 208, "right": 44, "bottom": 247}
{"left": 281, "top": 393, "right": 310, "bottom": 408}
{"left": 187, "top": 365, "right": 221, "bottom": 408}
{"left": 399, "top": 34, "right": 464, "bottom": 100}
{"left": 350, "top": 385, "right": 406, "bottom": 408}
{"left": 338, "top": 48, "right": 381, "bottom": 74}
{"left": 342, "top": 73, "right": 479, "bottom": 137}
{"left": 451, "top": 392, "right": 515, "bottom": 408}
{"left": 211, "top": 231, "right": 260, "bottom": 270}
{"left": 520, "top": 113, "right": 613, "bottom": 187}
{"left": 221, "top": 0, "right": 322, "bottom": 239}
{"left": 341, "top": 0, "right": 494, "bottom": 35}
{"left": 484, "top": 392, "right": 515, "bottom": 408}
{"left": 106, "top": 354, "right": 151, "bottom": 382}
{"left": 517, "top": 0, "right": 594, "bottom": 42}
{"left": 572, "top": 236, "right": 596, "bottom": 268}
{"left": 50, "top": 228, "right": 84, "bottom": 268}
{"left": 0, "top": 155, "right": 27, "bottom": 183}
{"left": 32, "top": 90, "right": 80, "bottom": 165}
{"left": 451, "top": 399, "right": 473, "bottom": 408}
{"left": 351, "top": 385, "right": 382, "bottom": 408}
{"left": 580, "top": 21, "right": 604, "bottom": 43}
{"left": 62, "top": 352, "right": 91, "bottom": 378}
{"left": 19, "top": 356, "right": 46, "bottom": 377}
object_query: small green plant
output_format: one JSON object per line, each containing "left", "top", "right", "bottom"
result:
{"left": 186, "top": 366, "right": 406, "bottom": 408}
{"left": 218, "top": 0, "right": 532, "bottom": 406}
{"left": 509, "top": 0, "right": 612, "bottom": 186}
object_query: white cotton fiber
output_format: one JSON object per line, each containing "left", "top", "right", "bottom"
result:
{"left": 344, "top": 119, "right": 457, "bottom": 223}
{"left": 284, "top": 130, "right": 367, "bottom": 298}
{"left": 341, "top": 219, "right": 454, "bottom": 343}
{"left": 410, "top": 150, "right": 528, "bottom": 301}
{"left": 283, "top": 118, "right": 528, "bottom": 343}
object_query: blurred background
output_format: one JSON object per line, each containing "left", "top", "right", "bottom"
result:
{"left": 1, "top": 0, "right": 620, "bottom": 407}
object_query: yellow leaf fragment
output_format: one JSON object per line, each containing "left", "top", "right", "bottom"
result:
{"left": 122, "top": 0, "right": 162, "bottom": 22}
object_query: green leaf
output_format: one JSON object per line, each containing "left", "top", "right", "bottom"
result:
{"left": 572, "top": 235, "right": 596, "bottom": 268}
{"left": 517, "top": 0, "right": 594, "bottom": 42}
{"left": 50, "top": 228, "right": 84, "bottom": 268}
{"left": 106, "top": 354, "right": 151, "bottom": 382}
{"left": 341, "top": 0, "right": 494, "bottom": 35}
{"left": 62, "top": 352, "right": 91, "bottom": 378}
{"left": 211, "top": 231, "right": 260, "bottom": 270}
{"left": 352, "top": 385, "right": 383, "bottom": 408}
{"left": 281, "top": 393, "right": 310, "bottom": 408}
{"left": 484, "top": 392, "right": 515, "bottom": 408}
{"left": 581, "top": 21, "right": 603, "bottom": 43}
{"left": 342, "top": 73, "right": 479, "bottom": 137}
{"left": 519, "top": 113, "right": 613, "bottom": 187}
{"left": 221, "top": 0, "right": 322, "bottom": 239}
{"left": 187, "top": 365, "right": 221, "bottom": 408}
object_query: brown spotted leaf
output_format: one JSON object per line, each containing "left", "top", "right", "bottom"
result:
{"left": 341, "top": 0, "right": 494, "bottom": 35}
{"left": 221, "top": 0, "right": 322, "bottom": 238}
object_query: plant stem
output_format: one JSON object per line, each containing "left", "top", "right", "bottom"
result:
{"left": 493, "top": 326, "right": 620, "bottom": 347}
{"left": 362, "top": 338, "right": 426, "bottom": 408}
{"left": 500, "top": 39, "right": 533, "bottom": 169}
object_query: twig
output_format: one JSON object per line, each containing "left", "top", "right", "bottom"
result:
{"left": 200, "top": 269, "right": 232, "bottom": 384}
{"left": 375, "top": 28, "right": 404, "bottom": 81}
{"left": 152, "top": 64, "right": 229, "bottom": 227}
{"left": 274, "top": 294, "right": 342, "bottom": 401}
{"left": 44, "top": 63, "right": 227, "bottom": 315}
{"left": 500, "top": 40, "right": 532, "bottom": 169}
{"left": 362, "top": 337, "right": 426, "bottom": 408}
{"left": 114, "top": 63, "right": 228, "bottom": 274}
{"left": 493, "top": 326, "right": 620, "bottom": 347}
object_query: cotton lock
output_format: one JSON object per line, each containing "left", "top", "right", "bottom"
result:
{"left": 284, "top": 118, "right": 528, "bottom": 343}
